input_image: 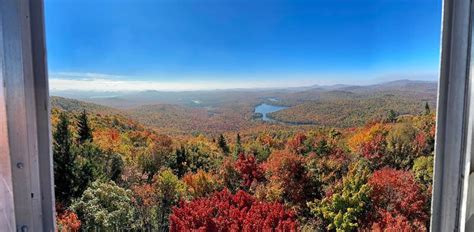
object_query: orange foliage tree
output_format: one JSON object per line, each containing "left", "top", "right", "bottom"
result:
{"left": 57, "top": 210, "right": 81, "bottom": 232}
{"left": 264, "top": 150, "right": 321, "bottom": 206}
{"left": 183, "top": 169, "right": 221, "bottom": 198}
{"left": 131, "top": 183, "right": 157, "bottom": 230}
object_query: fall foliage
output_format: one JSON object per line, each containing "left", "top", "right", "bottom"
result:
{"left": 368, "top": 168, "right": 429, "bottom": 231}
{"left": 51, "top": 98, "right": 435, "bottom": 231}
{"left": 169, "top": 189, "right": 298, "bottom": 231}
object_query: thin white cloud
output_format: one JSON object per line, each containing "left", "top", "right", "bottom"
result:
{"left": 48, "top": 72, "right": 319, "bottom": 91}
{"left": 51, "top": 72, "right": 128, "bottom": 80}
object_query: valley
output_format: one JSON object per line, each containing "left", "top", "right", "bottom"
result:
{"left": 52, "top": 79, "right": 437, "bottom": 134}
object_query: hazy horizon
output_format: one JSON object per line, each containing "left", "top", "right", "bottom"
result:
{"left": 48, "top": 69, "right": 439, "bottom": 92}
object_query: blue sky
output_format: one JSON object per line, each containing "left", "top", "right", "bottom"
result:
{"left": 45, "top": 0, "right": 442, "bottom": 91}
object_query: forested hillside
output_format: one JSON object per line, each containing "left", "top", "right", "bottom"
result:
{"left": 51, "top": 96, "right": 121, "bottom": 115}
{"left": 51, "top": 95, "right": 436, "bottom": 231}
{"left": 126, "top": 103, "right": 257, "bottom": 135}
{"left": 269, "top": 94, "right": 434, "bottom": 127}
{"left": 55, "top": 80, "right": 437, "bottom": 131}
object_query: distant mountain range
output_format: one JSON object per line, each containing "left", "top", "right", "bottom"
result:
{"left": 51, "top": 80, "right": 436, "bottom": 106}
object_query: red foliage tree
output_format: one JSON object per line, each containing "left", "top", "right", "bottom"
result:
{"left": 287, "top": 133, "right": 308, "bottom": 154}
{"left": 367, "top": 168, "right": 429, "bottom": 231}
{"left": 57, "top": 210, "right": 81, "bottom": 232}
{"left": 370, "top": 211, "right": 420, "bottom": 232}
{"left": 264, "top": 151, "right": 320, "bottom": 204}
{"left": 413, "top": 132, "right": 432, "bottom": 156}
{"left": 169, "top": 189, "right": 298, "bottom": 231}
{"left": 235, "top": 153, "right": 264, "bottom": 188}
{"left": 361, "top": 134, "right": 386, "bottom": 161}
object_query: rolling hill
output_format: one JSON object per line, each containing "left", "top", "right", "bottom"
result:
{"left": 50, "top": 96, "right": 120, "bottom": 114}
{"left": 50, "top": 80, "right": 438, "bottom": 132}
{"left": 269, "top": 80, "right": 437, "bottom": 127}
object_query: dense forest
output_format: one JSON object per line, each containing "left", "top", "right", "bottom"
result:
{"left": 52, "top": 94, "right": 435, "bottom": 231}
{"left": 269, "top": 95, "right": 434, "bottom": 127}
{"left": 52, "top": 80, "right": 437, "bottom": 135}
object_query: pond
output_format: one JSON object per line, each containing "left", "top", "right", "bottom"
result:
{"left": 254, "top": 103, "right": 288, "bottom": 122}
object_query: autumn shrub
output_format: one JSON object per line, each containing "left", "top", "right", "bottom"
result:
{"left": 57, "top": 210, "right": 81, "bottom": 232}
{"left": 348, "top": 123, "right": 387, "bottom": 153}
{"left": 306, "top": 148, "right": 349, "bottom": 189}
{"left": 264, "top": 150, "right": 321, "bottom": 206}
{"left": 412, "top": 114, "right": 436, "bottom": 140}
{"left": 169, "top": 189, "right": 298, "bottom": 231}
{"left": 254, "top": 179, "right": 284, "bottom": 203}
{"left": 360, "top": 134, "right": 387, "bottom": 167}
{"left": 219, "top": 157, "right": 242, "bottom": 193}
{"left": 385, "top": 123, "right": 419, "bottom": 169}
{"left": 370, "top": 211, "right": 420, "bottom": 232}
{"left": 413, "top": 132, "right": 430, "bottom": 156}
{"left": 234, "top": 153, "right": 265, "bottom": 189}
{"left": 93, "top": 128, "right": 122, "bottom": 154}
{"left": 367, "top": 168, "right": 429, "bottom": 230}
{"left": 287, "top": 133, "right": 308, "bottom": 155}
{"left": 183, "top": 169, "right": 222, "bottom": 198}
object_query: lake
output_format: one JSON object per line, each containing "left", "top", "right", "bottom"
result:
{"left": 254, "top": 103, "right": 288, "bottom": 122}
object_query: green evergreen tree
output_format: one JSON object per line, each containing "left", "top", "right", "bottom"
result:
{"left": 315, "top": 139, "right": 330, "bottom": 156}
{"left": 234, "top": 133, "right": 244, "bottom": 157}
{"left": 329, "top": 129, "right": 342, "bottom": 140}
{"left": 53, "top": 112, "right": 78, "bottom": 205}
{"left": 237, "top": 133, "right": 241, "bottom": 146}
{"left": 76, "top": 143, "right": 104, "bottom": 196}
{"left": 218, "top": 134, "right": 230, "bottom": 154}
{"left": 386, "top": 109, "right": 398, "bottom": 123}
{"left": 237, "top": 133, "right": 242, "bottom": 145}
{"left": 173, "top": 145, "right": 187, "bottom": 178}
{"left": 108, "top": 153, "right": 124, "bottom": 183}
{"left": 308, "top": 161, "right": 371, "bottom": 231}
{"left": 424, "top": 102, "right": 431, "bottom": 115}
{"left": 77, "top": 110, "right": 93, "bottom": 144}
